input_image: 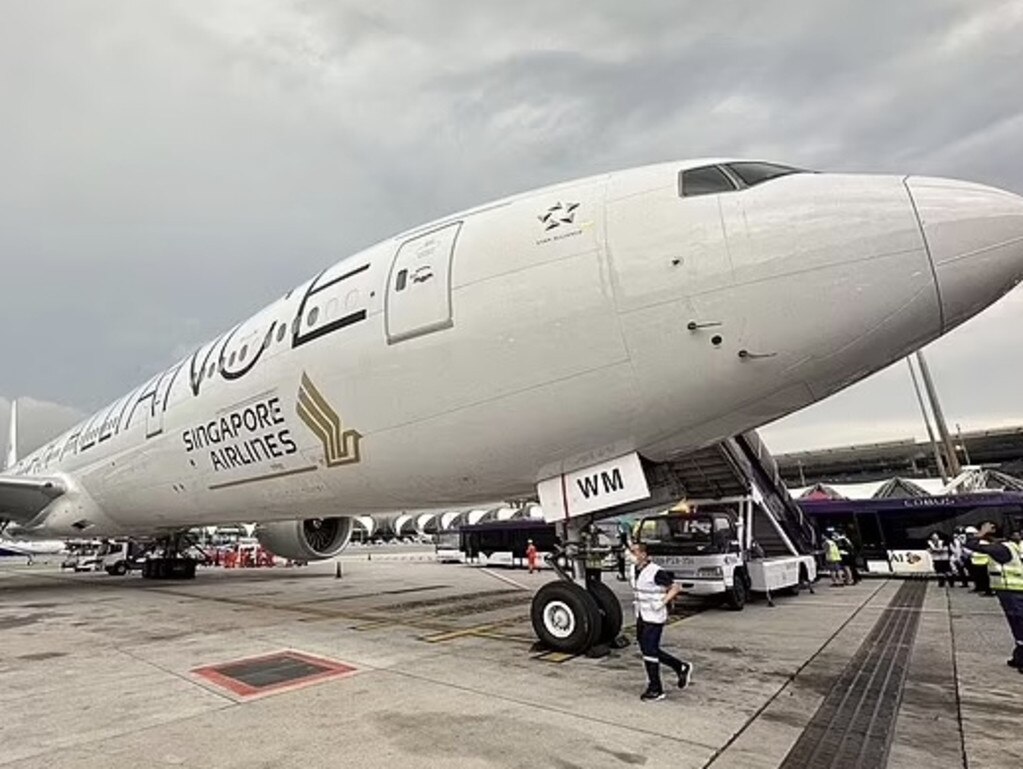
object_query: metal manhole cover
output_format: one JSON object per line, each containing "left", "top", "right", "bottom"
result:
{"left": 193, "top": 651, "right": 356, "bottom": 698}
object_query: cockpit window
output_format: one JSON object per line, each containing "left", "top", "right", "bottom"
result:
{"left": 724, "top": 162, "right": 802, "bottom": 187}
{"left": 679, "top": 165, "right": 736, "bottom": 197}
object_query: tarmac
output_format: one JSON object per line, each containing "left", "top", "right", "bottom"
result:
{"left": 1, "top": 548, "right": 1020, "bottom": 769}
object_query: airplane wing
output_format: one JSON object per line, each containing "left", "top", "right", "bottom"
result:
{"left": 0, "top": 475, "right": 66, "bottom": 524}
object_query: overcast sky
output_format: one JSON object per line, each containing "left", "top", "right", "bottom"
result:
{"left": 2, "top": 0, "right": 1023, "bottom": 459}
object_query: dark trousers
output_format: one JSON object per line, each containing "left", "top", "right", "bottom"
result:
{"left": 841, "top": 553, "right": 860, "bottom": 584}
{"left": 971, "top": 563, "right": 993, "bottom": 594}
{"left": 637, "top": 617, "right": 684, "bottom": 693}
{"left": 996, "top": 591, "right": 1023, "bottom": 665}
{"left": 933, "top": 558, "right": 951, "bottom": 587}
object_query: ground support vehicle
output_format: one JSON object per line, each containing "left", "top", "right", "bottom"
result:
{"left": 636, "top": 496, "right": 816, "bottom": 610}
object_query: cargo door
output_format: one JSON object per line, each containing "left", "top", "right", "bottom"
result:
{"left": 385, "top": 222, "right": 462, "bottom": 343}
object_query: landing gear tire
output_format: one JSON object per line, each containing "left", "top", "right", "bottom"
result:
{"left": 531, "top": 581, "right": 602, "bottom": 654}
{"left": 725, "top": 572, "right": 747, "bottom": 611}
{"left": 588, "top": 580, "right": 624, "bottom": 645}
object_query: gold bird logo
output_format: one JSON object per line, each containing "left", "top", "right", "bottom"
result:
{"left": 296, "top": 372, "right": 362, "bottom": 467}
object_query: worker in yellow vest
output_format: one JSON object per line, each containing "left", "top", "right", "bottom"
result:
{"left": 824, "top": 532, "right": 845, "bottom": 586}
{"left": 968, "top": 522, "right": 1023, "bottom": 672}
{"left": 968, "top": 528, "right": 995, "bottom": 596}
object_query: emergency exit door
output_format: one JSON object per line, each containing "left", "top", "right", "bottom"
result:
{"left": 385, "top": 221, "right": 462, "bottom": 344}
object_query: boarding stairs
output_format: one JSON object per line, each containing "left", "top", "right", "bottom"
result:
{"left": 668, "top": 430, "right": 818, "bottom": 556}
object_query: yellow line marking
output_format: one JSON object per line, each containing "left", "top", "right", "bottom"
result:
{"left": 535, "top": 651, "right": 577, "bottom": 663}
{"left": 421, "top": 623, "right": 503, "bottom": 643}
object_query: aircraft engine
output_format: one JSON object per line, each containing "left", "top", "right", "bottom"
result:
{"left": 254, "top": 517, "right": 353, "bottom": 561}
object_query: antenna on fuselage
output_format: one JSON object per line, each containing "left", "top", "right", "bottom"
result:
{"left": 4, "top": 398, "right": 17, "bottom": 470}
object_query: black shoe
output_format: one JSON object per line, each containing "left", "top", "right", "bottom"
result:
{"left": 1008, "top": 658, "right": 1019, "bottom": 669}
{"left": 640, "top": 689, "right": 666, "bottom": 702}
{"left": 677, "top": 661, "right": 693, "bottom": 689}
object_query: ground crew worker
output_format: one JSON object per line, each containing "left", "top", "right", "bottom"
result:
{"left": 951, "top": 528, "right": 971, "bottom": 587}
{"left": 835, "top": 529, "right": 860, "bottom": 584}
{"left": 824, "top": 532, "right": 845, "bottom": 586}
{"left": 928, "top": 532, "right": 952, "bottom": 587}
{"left": 525, "top": 539, "right": 539, "bottom": 574}
{"left": 630, "top": 542, "right": 692, "bottom": 701}
{"left": 616, "top": 522, "right": 630, "bottom": 581}
{"left": 968, "top": 522, "right": 1023, "bottom": 672}
{"left": 969, "top": 528, "right": 995, "bottom": 596}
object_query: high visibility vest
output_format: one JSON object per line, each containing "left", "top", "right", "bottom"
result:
{"left": 825, "top": 539, "right": 841, "bottom": 563}
{"left": 971, "top": 542, "right": 991, "bottom": 567}
{"left": 632, "top": 562, "right": 669, "bottom": 624}
{"left": 989, "top": 542, "right": 1023, "bottom": 592}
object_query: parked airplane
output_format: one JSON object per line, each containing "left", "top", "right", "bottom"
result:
{"left": 0, "top": 537, "right": 65, "bottom": 560}
{"left": 3, "top": 159, "right": 1022, "bottom": 651}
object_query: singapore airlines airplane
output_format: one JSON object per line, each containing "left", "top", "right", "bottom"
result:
{"left": 3, "top": 159, "right": 1023, "bottom": 652}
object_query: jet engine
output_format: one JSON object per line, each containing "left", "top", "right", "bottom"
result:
{"left": 254, "top": 517, "right": 353, "bottom": 561}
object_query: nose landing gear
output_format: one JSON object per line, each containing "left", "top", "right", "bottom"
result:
{"left": 529, "top": 520, "right": 625, "bottom": 655}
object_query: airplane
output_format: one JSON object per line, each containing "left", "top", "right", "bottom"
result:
{"left": 0, "top": 537, "right": 66, "bottom": 560}
{"left": 2, "top": 158, "right": 1023, "bottom": 652}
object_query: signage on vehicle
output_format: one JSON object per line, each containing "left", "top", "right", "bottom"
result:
{"left": 887, "top": 549, "right": 933, "bottom": 574}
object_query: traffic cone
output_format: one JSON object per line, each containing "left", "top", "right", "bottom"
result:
{"left": 335, "top": 561, "right": 342, "bottom": 579}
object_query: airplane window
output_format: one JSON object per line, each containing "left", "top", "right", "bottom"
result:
{"left": 725, "top": 162, "right": 802, "bottom": 187}
{"left": 276, "top": 323, "right": 286, "bottom": 343}
{"left": 240, "top": 345, "right": 248, "bottom": 361}
{"left": 229, "top": 351, "right": 236, "bottom": 366}
{"left": 395, "top": 269, "right": 408, "bottom": 292}
{"left": 207, "top": 363, "right": 215, "bottom": 379}
{"left": 307, "top": 307, "right": 319, "bottom": 326}
{"left": 680, "top": 166, "right": 736, "bottom": 197}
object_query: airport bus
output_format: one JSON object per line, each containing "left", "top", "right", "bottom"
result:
{"left": 435, "top": 519, "right": 559, "bottom": 567}
{"left": 799, "top": 491, "right": 1023, "bottom": 574}
{"left": 434, "top": 529, "right": 463, "bottom": 563}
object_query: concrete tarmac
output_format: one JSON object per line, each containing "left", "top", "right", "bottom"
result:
{"left": 1, "top": 552, "right": 1020, "bottom": 768}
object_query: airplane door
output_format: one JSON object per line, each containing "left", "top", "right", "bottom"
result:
{"left": 385, "top": 222, "right": 462, "bottom": 344}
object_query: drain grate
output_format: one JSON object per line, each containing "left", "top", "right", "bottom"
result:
{"left": 780, "top": 580, "right": 927, "bottom": 769}
{"left": 193, "top": 650, "right": 355, "bottom": 698}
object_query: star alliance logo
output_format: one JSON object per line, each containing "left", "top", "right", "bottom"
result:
{"left": 538, "top": 202, "right": 579, "bottom": 231}
{"left": 296, "top": 372, "right": 362, "bottom": 467}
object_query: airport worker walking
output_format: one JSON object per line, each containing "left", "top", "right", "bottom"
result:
{"left": 928, "top": 532, "right": 952, "bottom": 587}
{"left": 525, "top": 539, "right": 539, "bottom": 574}
{"left": 630, "top": 542, "right": 692, "bottom": 701}
{"left": 967, "top": 522, "right": 1023, "bottom": 672}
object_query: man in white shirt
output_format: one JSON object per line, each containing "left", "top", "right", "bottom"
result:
{"left": 630, "top": 542, "right": 692, "bottom": 701}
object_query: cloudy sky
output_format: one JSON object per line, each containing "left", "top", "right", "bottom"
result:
{"left": 2, "top": 0, "right": 1023, "bottom": 458}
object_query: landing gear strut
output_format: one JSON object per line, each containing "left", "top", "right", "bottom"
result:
{"left": 140, "top": 532, "right": 203, "bottom": 580}
{"left": 529, "top": 517, "right": 625, "bottom": 655}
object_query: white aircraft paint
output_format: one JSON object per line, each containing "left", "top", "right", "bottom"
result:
{"left": 2, "top": 159, "right": 1023, "bottom": 558}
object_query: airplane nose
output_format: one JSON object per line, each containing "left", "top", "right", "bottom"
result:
{"left": 906, "top": 176, "right": 1023, "bottom": 332}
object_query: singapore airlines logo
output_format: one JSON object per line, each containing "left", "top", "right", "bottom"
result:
{"left": 296, "top": 373, "right": 362, "bottom": 467}
{"left": 538, "top": 201, "right": 579, "bottom": 231}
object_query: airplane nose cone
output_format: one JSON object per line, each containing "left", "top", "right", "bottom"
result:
{"left": 906, "top": 176, "right": 1023, "bottom": 332}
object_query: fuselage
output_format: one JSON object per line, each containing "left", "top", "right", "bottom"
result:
{"left": 9, "top": 159, "right": 1023, "bottom": 538}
